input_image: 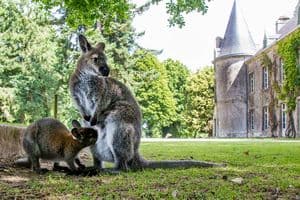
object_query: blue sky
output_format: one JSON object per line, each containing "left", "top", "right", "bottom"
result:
{"left": 132, "top": 0, "right": 298, "bottom": 71}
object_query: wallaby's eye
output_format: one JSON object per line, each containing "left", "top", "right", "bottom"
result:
{"left": 93, "top": 57, "right": 98, "bottom": 63}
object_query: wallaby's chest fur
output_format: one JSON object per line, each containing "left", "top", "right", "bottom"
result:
{"left": 70, "top": 72, "right": 142, "bottom": 124}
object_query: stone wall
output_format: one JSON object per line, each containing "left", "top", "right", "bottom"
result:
{"left": 0, "top": 124, "right": 26, "bottom": 161}
{"left": 214, "top": 56, "right": 250, "bottom": 137}
{"left": 246, "top": 48, "right": 300, "bottom": 138}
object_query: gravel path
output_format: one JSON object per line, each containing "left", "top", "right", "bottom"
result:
{"left": 141, "top": 138, "right": 300, "bottom": 143}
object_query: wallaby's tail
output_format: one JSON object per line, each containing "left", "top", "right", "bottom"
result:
{"left": 131, "top": 153, "right": 225, "bottom": 170}
{"left": 14, "top": 157, "right": 31, "bottom": 168}
{"left": 143, "top": 160, "right": 225, "bottom": 169}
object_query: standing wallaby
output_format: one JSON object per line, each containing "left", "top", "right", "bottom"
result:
{"left": 22, "top": 118, "right": 98, "bottom": 174}
{"left": 69, "top": 35, "right": 223, "bottom": 172}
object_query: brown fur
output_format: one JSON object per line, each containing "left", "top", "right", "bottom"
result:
{"left": 21, "top": 118, "right": 97, "bottom": 174}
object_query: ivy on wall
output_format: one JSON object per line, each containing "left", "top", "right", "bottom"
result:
{"left": 278, "top": 28, "right": 300, "bottom": 111}
{"left": 260, "top": 28, "right": 300, "bottom": 138}
{"left": 277, "top": 28, "right": 300, "bottom": 138}
{"left": 260, "top": 52, "right": 279, "bottom": 136}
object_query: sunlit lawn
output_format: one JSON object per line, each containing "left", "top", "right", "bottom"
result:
{"left": 0, "top": 141, "right": 299, "bottom": 199}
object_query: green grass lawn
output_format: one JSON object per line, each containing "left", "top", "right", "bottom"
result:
{"left": 1, "top": 141, "right": 299, "bottom": 199}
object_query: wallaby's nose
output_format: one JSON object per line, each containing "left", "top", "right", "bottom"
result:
{"left": 99, "top": 65, "right": 110, "bottom": 76}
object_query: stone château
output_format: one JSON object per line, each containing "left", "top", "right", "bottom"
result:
{"left": 213, "top": 0, "right": 300, "bottom": 138}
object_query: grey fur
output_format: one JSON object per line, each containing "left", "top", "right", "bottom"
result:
{"left": 21, "top": 118, "right": 97, "bottom": 174}
{"left": 69, "top": 35, "right": 224, "bottom": 171}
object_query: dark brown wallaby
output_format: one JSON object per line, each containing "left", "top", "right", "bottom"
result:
{"left": 69, "top": 35, "right": 224, "bottom": 172}
{"left": 19, "top": 118, "right": 97, "bottom": 174}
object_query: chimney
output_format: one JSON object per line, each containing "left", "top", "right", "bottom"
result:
{"left": 275, "top": 16, "right": 290, "bottom": 33}
{"left": 216, "top": 37, "right": 223, "bottom": 48}
{"left": 214, "top": 37, "right": 223, "bottom": 58}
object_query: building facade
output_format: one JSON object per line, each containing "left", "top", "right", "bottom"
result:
{"left": 213, "top": 0, "right": 300, "bottom": 138}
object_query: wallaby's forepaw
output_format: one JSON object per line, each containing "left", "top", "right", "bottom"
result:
{"left": 83, "top": 115, "right": 91, "bottom": 122}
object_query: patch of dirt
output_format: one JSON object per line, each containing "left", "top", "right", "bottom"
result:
{"left": 0, "top": 148, "right": 95, "bottom": 199}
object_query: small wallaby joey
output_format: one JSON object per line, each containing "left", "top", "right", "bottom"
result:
{"left": 22, "top": 118, "right": 97, "bottom": 174}
{"left": 70, "top": 35, "right": 224, "bottom": 172}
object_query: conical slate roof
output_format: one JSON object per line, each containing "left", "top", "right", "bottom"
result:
{"left": 218, "top": 0, "right": 256, "bottom": 58}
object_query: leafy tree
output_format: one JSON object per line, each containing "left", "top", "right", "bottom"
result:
{"left": 0, "top": 0, "right": 60, "bottom": 123}
{"left": 51, "top": 26, "right": 81, "bottom": 124}
{"left": 34, "top": 0, "right": 210, "bottom": 28}
{"left": 0, "top": 88, "right": 15, "bottom": 122}
{"left": 131, "top": 50, "right": 176, "bottom": 137}
{"left": 162, "top": 59, "right": 189, "bottom": 137}
{"left": 185, "top": 66, "right": 214, "bottom": 138}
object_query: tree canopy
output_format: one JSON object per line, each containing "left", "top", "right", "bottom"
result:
{"left": 0, "top": 0, "right": 59, "bottom": 122}
{"left": 131, "top": 50, "right": 177, "bottom": 137}
{"left": 162, "top": 59, "right": 190, "bottom": 137}
{"left": 184, "top": 66, "right": 215, "bottom": 138}
{"left": 35, "top": 0, "right": 211, "bottom": 28}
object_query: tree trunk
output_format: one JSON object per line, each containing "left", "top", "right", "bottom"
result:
{"left": 285, "top": 111, "right": 296, "bottom": 138}
{"left": 269, "top": 93, "right": 277, "bottom": 137}
{"left": 54, "top": 94, "right": 58, "bottom": 119}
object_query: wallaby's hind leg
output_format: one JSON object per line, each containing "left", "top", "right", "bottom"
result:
{"left": 23, "top": 133, "right": 48, "bottom": 174}
{"left": 112, "top": 124, "right": 134, "bottom": 171}
{"left": 90, "top": 145, "right": 104, "bottom": 169}
{"left": 115, "top": 158, "right": 129, "bottom": 171}
{"left": 29, "top": 155, "right": 48, "bottom": 174}
{"left": 29, "top": 155, "right": 39, "bottom": 171}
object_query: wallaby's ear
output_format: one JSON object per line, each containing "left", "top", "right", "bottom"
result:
{"left": 79, "top": 34, "right": 92, "bottom": 53}
{"left": 72, "top": 120, "right": 81, "bottom": 128}
{"left": 71, "top": 128, "right": 80, "bottom": 139}
{"left": 96, "top": 42, "right": 105, "bottom": 51}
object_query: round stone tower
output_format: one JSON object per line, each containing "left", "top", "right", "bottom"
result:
{"left": 213, "top": 0, "right": 256, "bottom": 137}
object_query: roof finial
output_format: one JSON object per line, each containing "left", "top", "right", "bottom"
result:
{"left": 263, "top": 31, "right": 267, "bottom": 49}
